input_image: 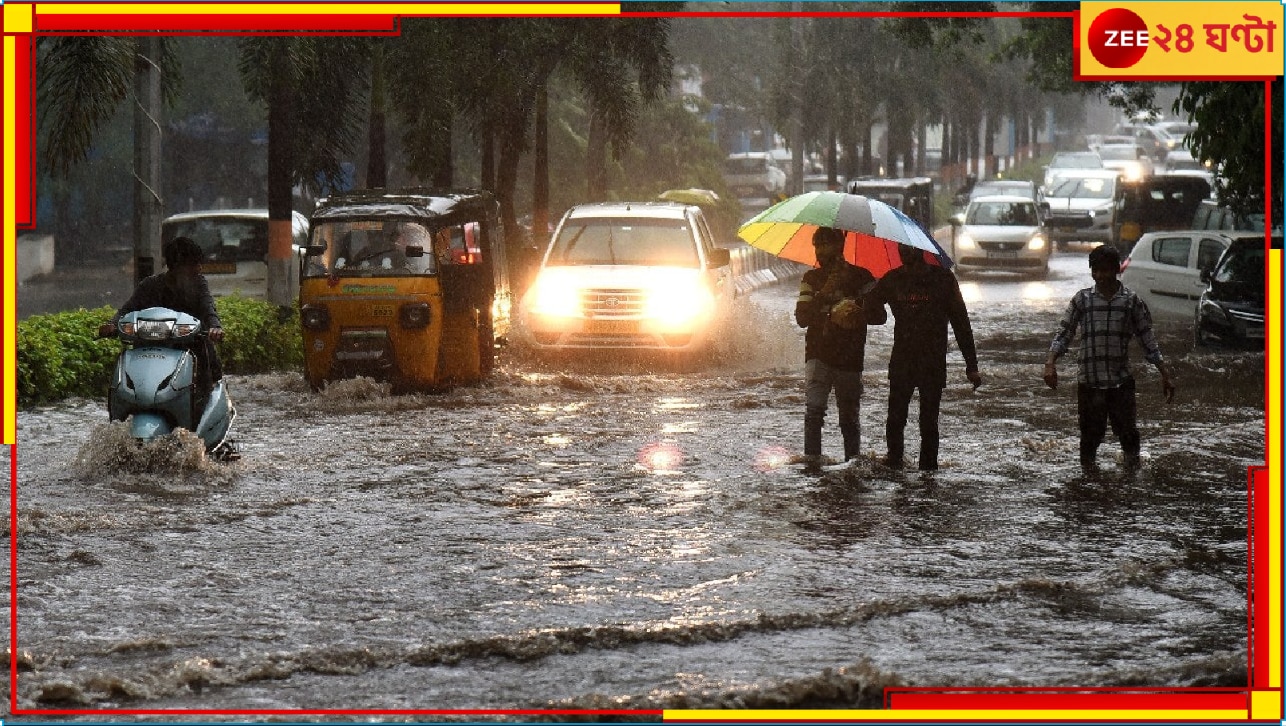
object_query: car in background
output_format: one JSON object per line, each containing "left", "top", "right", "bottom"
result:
{"left": 1096, "top": 143, "right": 1154, "bottom": 181}
{"left": 1190, "top": 199, "right": 1267, "bottom": 232}
{"left": 1044, "top": 170, "right": 1120, "bottom": 248}
{"left": 1130, "top": 125, "right": 1176, "bottom": 163}
{"left": 966, "top": 179, "right": 1048, "bottom": 209}
{"left": 1120, "top": 230, "right": 1230, "bottom": 320}
{"left": 949, "top": 195, "right": 1050, "bottom": 278}
{"left": 722, "top": 152, "right": 787, "bottom": 199}
{"left": 1043, "top": 151, "right": 1104, "bottom": 190}
{"left": 1163, "top": 150, "right": 1216, "bottom": 186}
{"left": 1195, "top": 233, "right": 1271, "bottom": 347}
{"left": 518, "top": 201, "right": 733, "bottom": 361}
{"left": 160, "top": 208, "right": 309, "bottom": 300}
{"left": 1086, "top": 133, "right": 1134, "bottom": 151}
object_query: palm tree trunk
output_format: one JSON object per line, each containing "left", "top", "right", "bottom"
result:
{"left": 266, "top": 42, "right": 296, "bottom": 309}
{"left": 366, "top": 42, "right": 387, "bottom": 189}
{"left": 533, "top": 83, "right": 549, "bottom": 245}
{"left": 586, "top": 106, "right": 608, "bottom": 201}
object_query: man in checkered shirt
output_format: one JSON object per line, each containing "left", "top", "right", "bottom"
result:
{"left": 1043, "top": 245, "right": 1176, "bottom": 470}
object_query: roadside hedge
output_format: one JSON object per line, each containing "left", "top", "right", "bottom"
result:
{"left": 17, "top": 296, "right": 302, "bottom": 408}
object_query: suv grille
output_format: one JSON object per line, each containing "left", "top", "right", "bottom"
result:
{"left": 583, "top": 288, "right": 646, "bottom": 316}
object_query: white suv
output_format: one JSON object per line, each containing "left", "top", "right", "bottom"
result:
{"left": 519, "top": 202, "right": 733, "bottom": 358}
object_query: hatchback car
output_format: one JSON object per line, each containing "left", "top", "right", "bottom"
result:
{"left": 1044, "top": 170, "right": 1120, "bottom": 248}
{"left": 949, "top": 195, "right": 1050, "bottom": 278}
{"left": 160, "top": 208, "right": 309, "bottom": 300}
{"left": 1195, "top": 234, "right": 1271, "bottom": 348}
{"left": 1120, "top": 230, "right": 1230, "bottom": 321}
{"left": 967, "top": 179, "right": 1048, "bottom": 208}
{"left": 519, "top": 201, "right": 733, "bottom": 360}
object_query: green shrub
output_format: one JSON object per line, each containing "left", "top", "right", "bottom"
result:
{"left": 16, "top": 297, "right": 302, "bottom": 408}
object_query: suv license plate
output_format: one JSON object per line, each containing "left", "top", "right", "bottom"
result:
{"left": 587, "top": 319, "right": 638, "bottom": 334}
{"left": 988, "top": 250, "right": 1018, "bottom": 259}
{"left": 1245, "top": 325, "right": 1264, "bottom": 339}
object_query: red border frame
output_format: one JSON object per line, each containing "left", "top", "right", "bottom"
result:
{"left": 4, "top": 2, "right": 1279, "bottom": 720}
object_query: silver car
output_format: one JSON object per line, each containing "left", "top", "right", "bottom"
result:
{"left": 1044, "top": 170, "right": 1120, "bottom": 248}
{"left": 950, "top": 195, "right": 1050, "bottom": 278}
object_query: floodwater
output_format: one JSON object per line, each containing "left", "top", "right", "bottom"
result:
{"left": 6, "top": 251, "right": 1263, "bottom": 719}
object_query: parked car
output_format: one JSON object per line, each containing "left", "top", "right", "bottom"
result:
{"left": 1195, "top": 233, "right": 1272, "bottom": 347}
{"left": 160, "top": 208, "right": 309, "bottom": 300}
{"left": 1120, "top": 230, "right": 1230, "bottom": 320}
{"left": 1044, "top": 170, "right": 1120, "bottom": 248}
{"left": 1043, "top": 151, "right": 1104, "bottom": 190}
{"left": 1096, "top": 143, "right": 1154, "bottom": 181}
{"left": 722, "top": 152, "right": 787, "bottom": 199}
{"left": 949, "top": 195, "right": 1050, "bottom": 278}
{"left": 518, "top": 201, "right": 733, "bottom": 361}
{"left": 1111, "top": 174, "right": 1212, "bottom": 254}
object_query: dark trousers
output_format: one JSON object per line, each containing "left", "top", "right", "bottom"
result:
{"left": 1077, "top": 379, "right": 1139, "bottom": 466}
{"left": 887, "top": 379, "right": 944, "bottom": 470}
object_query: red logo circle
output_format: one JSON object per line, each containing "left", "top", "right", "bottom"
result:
{"left": 1088, "top": 8, "right": 1150, "bottom": 68}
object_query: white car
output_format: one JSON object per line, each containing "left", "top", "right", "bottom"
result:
{"left": 1044, "top": 170, "right": 1120, "bottom": 247}
{"left": 723, "top": 152, "right": 787, "bottom": 199}
{"left": 950, "top": 195, "right": 1050, "bottom": 278}
{"left": 160, "top": 209, "right": 309, "bottom": 300}
{"left": 1120, "top": 230, "right": 1230, "bottom": 321}
{"left": 519, "top": 201, "right": 733, "bottom": 359}
{"left": 1095, "top": 143, "right": 1154, "bottom": 181}
{"left": 1042, "top": 151, "right": 1104, "bottom": 190}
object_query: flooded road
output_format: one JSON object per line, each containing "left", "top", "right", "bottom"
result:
{"left": 7, "top": 250, "right": 1262, "bottom": 717}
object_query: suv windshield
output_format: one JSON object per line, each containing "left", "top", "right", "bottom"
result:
{"left": 548, "top": 217, "right": 699, "bottom": 267}
{"left": 1050, "top": 177, "right": 1114, "bottom": 199}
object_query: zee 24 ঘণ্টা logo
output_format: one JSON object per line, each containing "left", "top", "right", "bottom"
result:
{"left": 1080, "top": 3, "right": 1281, "bottom": 78}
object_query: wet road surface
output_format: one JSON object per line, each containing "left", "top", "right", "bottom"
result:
{"left": 6, "top": 249, "right": 1262, "bottom": 718}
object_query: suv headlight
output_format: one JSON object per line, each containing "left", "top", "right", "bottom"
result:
{"left": 528, "top": 272, "right": 582, "bottom": 317}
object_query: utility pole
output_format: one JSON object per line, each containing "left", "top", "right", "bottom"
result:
{"left": 132, "top": 37, "right": 163, "bottom": 284}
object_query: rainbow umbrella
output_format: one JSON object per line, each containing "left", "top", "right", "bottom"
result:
{"left": 737, "top": 191, "right": 952, "bottom": 277}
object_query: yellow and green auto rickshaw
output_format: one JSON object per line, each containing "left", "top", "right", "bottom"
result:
{"left": 298, "top": 189, "right": 510, "bottom": 392}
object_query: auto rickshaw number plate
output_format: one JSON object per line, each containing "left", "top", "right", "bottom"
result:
{"left": 586, "top": 318, "right": 638, "bottom": 334}
{"left": 371, "top": 304, "right": 395, "bottom": 318}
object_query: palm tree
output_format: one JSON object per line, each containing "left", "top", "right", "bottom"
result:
{"left": 237, "top": 37, "right": 369, "bottom": 306}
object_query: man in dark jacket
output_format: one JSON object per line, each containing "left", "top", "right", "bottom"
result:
{"left": 794, "top": 226, "right": 886, "bottom": 464}
{"left": 869, "top": 244, "right": 981, "bottom": 470}
{"left": 99, "top": 237, "right": 226, "bottom": 396}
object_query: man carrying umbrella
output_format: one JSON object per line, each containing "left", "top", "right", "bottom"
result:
{"left": 795, "top": 226, "right": 887, "bottom": 465}
{"left": 869, "top": 244, "right": 982, "bottom": 471}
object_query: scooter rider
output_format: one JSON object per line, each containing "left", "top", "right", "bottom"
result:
{"left": 99, "top": 237, "right": 226, "bottom": 399}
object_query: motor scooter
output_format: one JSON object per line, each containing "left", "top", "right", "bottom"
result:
{"left": 104, "top": 306, "right": 238, "bottom": 460}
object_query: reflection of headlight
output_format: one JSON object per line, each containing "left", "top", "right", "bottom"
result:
{"left": 1027, "top": 235, "right": 1047, "bottom": 250}
{"left": 528, "top": 272, "right": 582, "bottom": 317}
{"left": 644, "top": 273, "right": 713, "bottom": 327}
{"left": 956, "top": 233, "right": 977, "bottom": 250}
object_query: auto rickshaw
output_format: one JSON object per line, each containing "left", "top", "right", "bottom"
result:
{"left": 298, "top": 189, "right": 510, "bottom": 392}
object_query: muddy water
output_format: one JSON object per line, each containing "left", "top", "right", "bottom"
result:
{"left": 6, "top": 252, "right": 1261, "bottom": 718}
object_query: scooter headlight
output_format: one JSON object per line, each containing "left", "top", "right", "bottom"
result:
{"left": 136, "top": 319, "right": 173, "bottom": 341}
